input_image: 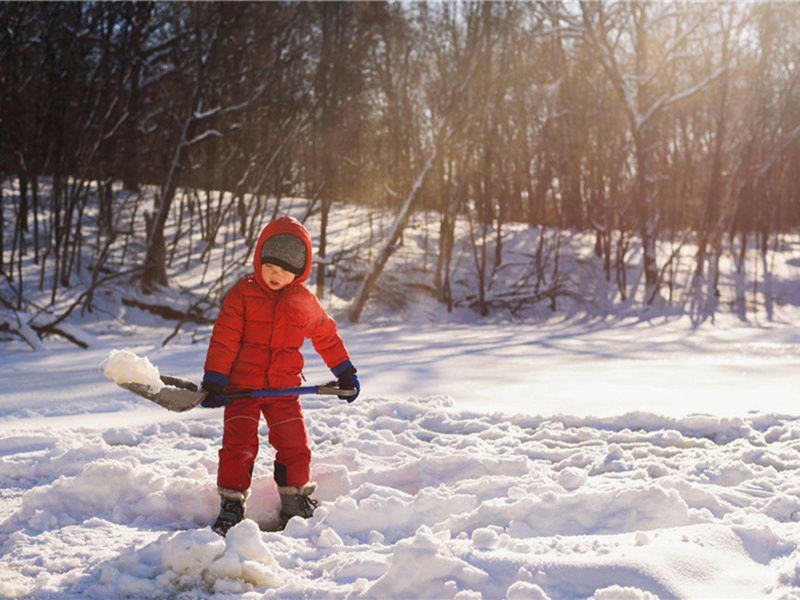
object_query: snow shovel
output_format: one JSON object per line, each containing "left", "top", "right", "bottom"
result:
{"left": 115, "top": 374, "right": 356, "bottom": 413}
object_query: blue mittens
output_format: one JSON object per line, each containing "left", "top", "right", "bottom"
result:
{"left": 332, "top": 360, "right": 360, "bottom": 403}
{"left": 201, "top": 371, "right": 229, "bottom": 407}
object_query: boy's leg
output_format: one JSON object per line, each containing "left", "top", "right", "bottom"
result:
{"left": 217, "top": 399, "right": 262, "bottom": 492}
{"left": 262, "top": 397, "right": 312, "bottom": 487}
{"left": 277, "top": 483, "right": 318, "bottom": 528}
{"left": 263, "top": 397, "right": 317, "bottom": 528}
{"left": 212, "top": 487, "right": 248, "bottom": 537}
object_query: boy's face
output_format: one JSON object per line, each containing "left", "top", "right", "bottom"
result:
{"left": 261, "top": 263, "right": 296, "bottom": 291}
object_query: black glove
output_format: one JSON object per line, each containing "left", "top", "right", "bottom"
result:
{"left": 331, "top": 360, "right": 360, "bottom": 403}
{"left": 201, "top": 371, "right": 229, "bottom": 408}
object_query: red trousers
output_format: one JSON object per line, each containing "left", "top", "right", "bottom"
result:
{"left": 217, "top": 396, "right": 311, "bottom": 491}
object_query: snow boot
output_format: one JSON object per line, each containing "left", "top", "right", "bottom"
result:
{"left": 278, "top": 483, "right": 319, "bottom": 529}
{"left": 212, "top": 488, "right": 248, "bottom": 537}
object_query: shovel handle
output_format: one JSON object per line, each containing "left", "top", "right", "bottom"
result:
{"left": 224, "top": 382, "right": 356, "bottom": 400}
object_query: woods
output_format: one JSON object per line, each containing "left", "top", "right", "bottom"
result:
{"left": 1, "top": 1, "right": 799, "bottom": 331}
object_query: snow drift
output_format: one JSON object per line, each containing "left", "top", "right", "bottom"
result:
{"left": 3, "top": 365, "right": 800, "bottom": 598}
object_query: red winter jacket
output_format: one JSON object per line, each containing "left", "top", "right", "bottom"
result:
{"left": 203, "top": 217, "right": 349, "bottom": 392}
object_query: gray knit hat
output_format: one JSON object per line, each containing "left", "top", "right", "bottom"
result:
{"left": 260, "top": 233, "right": 307, "bottom": 275}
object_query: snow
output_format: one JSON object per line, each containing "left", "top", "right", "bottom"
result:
{"left": 99, "top": 350, "right": 164, "bottom": 392}
{"left": 3, "top": 312, "right": 800, "bottom": 598}
{"left": 3, "top": 192, "right": 800, "bottom": 598}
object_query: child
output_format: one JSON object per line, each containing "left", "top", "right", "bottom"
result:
{"left": 201, "top": 216, "right": 360, "bottom": 536}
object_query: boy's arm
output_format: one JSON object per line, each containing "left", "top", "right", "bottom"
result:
{"left": 303, "top": 290, "right": 360, "bottom": 402}
{"left": 204, "top": 283, "right": 245, "bottom": 377}
{"left": 309, "top": 311, "right": 350, "bottom": 369}
{"left": 305, "top": 294, "right": 350, "bottom": 369}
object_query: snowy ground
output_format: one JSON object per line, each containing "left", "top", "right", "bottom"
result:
{"left": 3, "top": 180, "right": 800, "bottom": 598}
{"left": 2, "top": 308, "right": 800, "bottom": 599}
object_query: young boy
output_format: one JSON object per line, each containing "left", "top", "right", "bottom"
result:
{"left": 201, "top": 216, "right": 360, "bottom": 536}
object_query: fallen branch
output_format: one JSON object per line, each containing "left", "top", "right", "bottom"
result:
{"left": 31, "top": 323, "right": 89, "bottom": 349}
{"left": 121, "top": 296, "right": 212, "bottom": 323}
{"left": 0, "top": 311, "right": 47, "bottom": 351}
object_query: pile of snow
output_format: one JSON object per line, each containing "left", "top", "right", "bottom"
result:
{"left": 99, "top": 350, "right": 164, "bottom": 392}
{"left": 3, "top": 384, "right": 800, "bottom": 598}
{"left": 96, "top": 521, "right": 284, "bottom": 596}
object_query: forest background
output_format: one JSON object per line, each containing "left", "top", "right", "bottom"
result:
{"left": 2, "top": 1, "right": 800, "bottom": 344}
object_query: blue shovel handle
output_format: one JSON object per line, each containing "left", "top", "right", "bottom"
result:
{"left": 225, "top": 381, "right": 356, "bottom": 400}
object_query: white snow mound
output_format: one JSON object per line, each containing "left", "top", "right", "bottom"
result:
{"left": 99, "top": 349, "right": 164, "bottom": 392}
{"left": 92, "top": 520, "right": 284, "bottom": 596}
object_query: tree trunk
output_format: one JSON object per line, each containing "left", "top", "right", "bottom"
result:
{"left": 348, "top": 140, "right": 443, "bottom": 323}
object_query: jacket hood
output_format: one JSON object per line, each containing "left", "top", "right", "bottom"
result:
{"left": 253, "top": 217, "right": 313, "bottom": 291}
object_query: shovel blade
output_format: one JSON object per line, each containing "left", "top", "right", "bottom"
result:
{"left": 116, "top": 374, "right": 206, "bottom": 413}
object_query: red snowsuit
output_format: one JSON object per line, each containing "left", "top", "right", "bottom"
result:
{"left": 204, "top": 217, "right": 349, "bottom": 490}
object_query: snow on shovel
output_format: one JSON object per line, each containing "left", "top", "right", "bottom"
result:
{"left": 99, "top": 349, "right": 355, "bottom": 413}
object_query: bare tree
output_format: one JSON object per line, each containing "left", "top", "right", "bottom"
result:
{"left": 573, "top": 1, "right": 726, "bottom": 303}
